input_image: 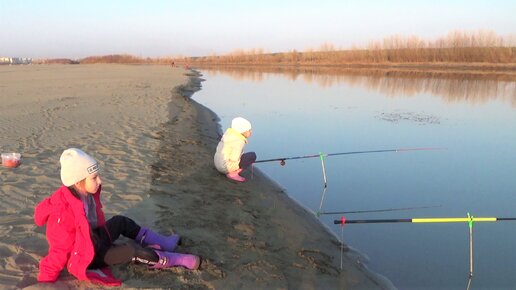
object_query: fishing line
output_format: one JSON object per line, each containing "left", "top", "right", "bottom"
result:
{"left": 319, "top": 205, "right": 442, "bottom": 215}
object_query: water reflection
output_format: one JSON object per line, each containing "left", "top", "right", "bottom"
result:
{"left": 196, "top": 65, "right": 516, "bottom": 107}
{"left": 193, "top": 67, "right": 516, "bottom": 289}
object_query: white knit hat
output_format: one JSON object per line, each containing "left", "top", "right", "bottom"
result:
{"left": 60, "top": 148, "right": 99, "bottom": 186}
{"left": 231, "top": 117, "right": 252, "bottom": 133}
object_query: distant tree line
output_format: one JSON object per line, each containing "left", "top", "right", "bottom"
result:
{"left": 34, "top": 54, "right": 176, "bottom": 65}
{"left": 80, "top": 54, "right": 146, "bottom": 64}
{"left": 38, "top": 30, "right": 515, "bottom": 67}
{"left": 184, "top": 30, "right": 515, "bottom": 65}
{"left": 32, "top": 58, "right": 78, "bottom": 64}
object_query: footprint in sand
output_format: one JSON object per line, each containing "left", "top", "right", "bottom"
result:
{"left": 200, "top": 259, "right": 226, "bottom": 280}
{"left": 297, "top": 249, "right": 339, "bottom": 276}
{"left": 241, "top": 260, "right": 282, "bottom": 281}
{"left": 233, "top": 223, "right": 255, "bottom": 237}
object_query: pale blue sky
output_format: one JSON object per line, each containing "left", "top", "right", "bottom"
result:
{"left": 1, "top": 0, "right": 514, "bottom": 59}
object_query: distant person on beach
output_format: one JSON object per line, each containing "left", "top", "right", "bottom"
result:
{"left": 214, "top": 117, "right": 257, "bottom": 182}
{"left": 34, "top": 148, "right": 200, "bottom": 286}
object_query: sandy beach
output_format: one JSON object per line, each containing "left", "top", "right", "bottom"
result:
{"left": 0, "top": 64, "right": 385, "bottom": 289}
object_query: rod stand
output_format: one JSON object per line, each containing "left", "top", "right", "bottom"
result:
{"left": 467, "top": 212, "right": 474, "bottom": 278}
{"left": 317, "top": 152, "right": 328, "bottom": 215}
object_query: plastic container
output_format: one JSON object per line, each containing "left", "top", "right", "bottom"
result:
{"left": 1, "top": 153, "right": 21, "bottom": 168}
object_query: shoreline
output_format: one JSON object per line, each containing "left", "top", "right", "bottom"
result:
{"left": 0, "top": 64, "right": 389, "bottom": 289}
{"left": 116, "top": 67, "right": 391, "bottom": 289}
{"left": 173, "top": 69, "right": 392, "bottom": 289}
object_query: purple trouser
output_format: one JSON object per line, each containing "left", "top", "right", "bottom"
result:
{"left": 239, "top": 152, "right": 257, "bottom": 169}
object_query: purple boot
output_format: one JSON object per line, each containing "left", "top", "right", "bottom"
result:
{"left": 150, "top": 250, "right": 200, "bottom": 270}
{"left": 136, "top": 227, "right": 181, "bottom": 252}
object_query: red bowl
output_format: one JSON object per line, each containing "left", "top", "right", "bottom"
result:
{"left": 3, "top": 159, "right": 21, "bottom": 168}
{"left": 2, "top": 153, "right": 21, "bottom": 168}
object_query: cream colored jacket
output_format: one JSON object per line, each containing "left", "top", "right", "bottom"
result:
{"left": 214, "top": 128, "right": 248, "bottom": 174}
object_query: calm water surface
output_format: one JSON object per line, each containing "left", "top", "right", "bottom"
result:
{"left": 193, "top": 67, "right": 516, "bottom": 290}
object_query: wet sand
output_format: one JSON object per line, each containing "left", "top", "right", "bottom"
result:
{"left": 0, "top": 64, "right": 386, "bottom": 289}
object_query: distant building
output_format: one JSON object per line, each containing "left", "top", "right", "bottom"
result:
{"left": 0, "top": 57, "right": 32, "bottom": 65}
{"left": 0, "top": 57, "right": 10, "bottom": 64}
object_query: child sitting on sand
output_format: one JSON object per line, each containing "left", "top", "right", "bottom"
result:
{"left": 34, "top": 148, "right": 200, "bottom": 286}
{"left": 214, "top": 117, "right": 257, "bottom": 182}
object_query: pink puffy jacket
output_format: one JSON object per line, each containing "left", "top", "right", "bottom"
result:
{"left": 34, "top": 185, "right": 107, "bottom": 282}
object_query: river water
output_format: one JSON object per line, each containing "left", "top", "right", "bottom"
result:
{"left": 192, "top": 66, "right": 516, "bottom": 290}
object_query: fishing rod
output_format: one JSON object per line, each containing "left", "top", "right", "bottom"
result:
{"left": 333, "top": 216, "right": 516, "bottom": 224}
{"left": 254, "top": 147, "right": 445, "bottom": 165}
{"left": 255, "top": 147, "right": 444, "bottom": 215}
{"left": 254, "top": 147, "right": 445, "bottom": 219}
{"left": 333, "top": 213, "right": 516, "bottom": 277}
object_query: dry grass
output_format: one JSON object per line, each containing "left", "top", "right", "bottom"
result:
{"left": 179, "top": 30, "right": 516, "bottom": 67}
{"left": 185, "top": 47, "right": 515, "bottom": 66}
{"left": 38, "top": 30, "right": 516, "bottom": 70}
